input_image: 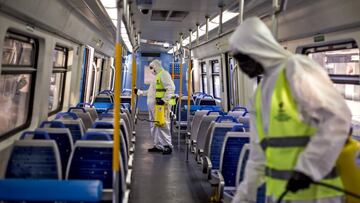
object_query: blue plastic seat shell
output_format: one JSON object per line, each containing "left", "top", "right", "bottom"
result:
{"left": 0, "top": 179, "right": 102, "bottom": 202}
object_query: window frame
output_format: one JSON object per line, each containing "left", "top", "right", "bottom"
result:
{"left": 211, "top": 59, "right": 221, "bottom": 98}
{"left": 302, "top": 41, "right": 360, "bottom": 85}
{"left": 48, "top": 46, "right": 68, "bottom": 116}
{"left": 200, "top": 61, "right": 207, "bottom": 93}
{"left": 0, "top": 31, "right": 38, "bottom": 141}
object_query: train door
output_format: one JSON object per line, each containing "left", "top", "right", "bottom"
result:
{"left": 228, "top": 56, "right": 239, "bottom": 109}
{"left": 79, "top": 46, "right": 94, "bottom": 103}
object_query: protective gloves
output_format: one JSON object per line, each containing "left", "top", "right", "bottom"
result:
{"left": 286, "top": 171, "right": 313, "bottom": 193}
{"left": 156, "top": 98, "right": 165, "bottom": 105}
{"left": 134, "top": 88, "right": 138, "bottom": 95}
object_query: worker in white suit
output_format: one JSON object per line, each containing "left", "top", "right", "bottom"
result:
{"left": 230, "top": 17, "right": 351, "bottom": 203}
{"left": 136, "top": 59, "right": 176, "bottom": 154}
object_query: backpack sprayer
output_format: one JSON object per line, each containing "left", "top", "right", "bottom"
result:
{"left": 134, "top": 93, "right": 166, "bottom": 127}
{"left": 277, "top": 135, "right": 360, "bottom": 203}
{"left": 277, "top": 181, "right": 360, "bottom": 203}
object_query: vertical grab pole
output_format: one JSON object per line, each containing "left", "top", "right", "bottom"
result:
{"left": 186, "top": 30, "right": 192, "bottom": 162}
{"left": 238, "top": 0, "right": 244, "bottom": 24}
{"left": 272, "top": 0, "right": 280, "bottom": 39}
{"left": 113, "top": 1, "right": 122, "bottom": 202}
{"left": 130, "top": 51, "right": 137, "bottom": 132}
{"left": 171, "top": 46, "right": 175, "bottom": 80}
{"left": 177, "top": 34, "right": 183, "bottom": 149}
{"left": 205, "top": 16, "right": 209, "bottom": 41}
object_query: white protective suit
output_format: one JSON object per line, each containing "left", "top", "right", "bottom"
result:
{"left": 229, "top": 17, "right": 352, "bottom": 203}
{"left": 138, "top": 59, "right": 175, "bottom": 149}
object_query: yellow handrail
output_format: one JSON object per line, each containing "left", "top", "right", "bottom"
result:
{"left": 113, "top": 43, "right": 122, "bottom": 172}
{"left": 130, "top": 52, "right": 137, "bottom": 122}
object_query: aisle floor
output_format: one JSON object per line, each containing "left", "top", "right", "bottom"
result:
{"left": 129, "top": 119, "right": 212, "bottom": 203}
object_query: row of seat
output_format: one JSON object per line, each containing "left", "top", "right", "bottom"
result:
{"left": 184, "top": 104, "right": 265, "bottom": 202}
{"left": 172, "top": 95, "right": 219, "bottom": 135}
{"left": 2, "top": 98, "right": 135, "bottom": 202}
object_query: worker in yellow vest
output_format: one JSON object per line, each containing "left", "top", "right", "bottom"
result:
{"left": 136, "top": 59, "right": 176, "bottom": 154}
{"left": 230, "top": 17, "right": 351, "bottom": 203}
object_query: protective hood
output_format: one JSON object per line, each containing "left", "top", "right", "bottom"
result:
{"left": 150, "top": 59, "right": 163, "bottom": 74}
{"left": 229, "top": 17, "right": 292, "bottom": 73}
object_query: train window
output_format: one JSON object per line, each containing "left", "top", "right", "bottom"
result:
{"left": 201, "top": 62, "right": 207, "bottom": 93}
{"left": 49, "top": 46, "right": 68, "bottom": 115}
{"left": 211, "top": 60, "right": 221, "bottom": 98}
{"left": 305, "top": 42, "right": 360, "bottom": 121}
{"left": 0, "top": 32, "right": 37, "bottom": 138}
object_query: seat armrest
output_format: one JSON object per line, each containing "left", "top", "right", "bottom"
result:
{"left": 217, "top": 172, "right": 225, "bottom": 201}
{"left": 201, "top": 155, "right": 212, "bottom": 179}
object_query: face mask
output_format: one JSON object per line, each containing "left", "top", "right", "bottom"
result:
{"left": 233, "top": 52, "right": 264, "bottom": 78}
{"left": 149, "top": 66, "right": 156, "bottom": 75}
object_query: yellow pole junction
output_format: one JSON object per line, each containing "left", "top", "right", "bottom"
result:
{"left": 113, "top": 0, "right": 123, "bottom": 175}
{"left": 130, "top": 52, "right": 137, "bottom": 123}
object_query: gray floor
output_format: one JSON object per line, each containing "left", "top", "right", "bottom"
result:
{"left": 129, "top": 119, "right": 213, "bottom": 203}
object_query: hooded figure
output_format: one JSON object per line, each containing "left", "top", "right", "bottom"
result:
{"left": 229, "top": 17, "right": 351, "bottom": 203}
{"left": 137, "top": 59, "right": 175, "bottom": 154}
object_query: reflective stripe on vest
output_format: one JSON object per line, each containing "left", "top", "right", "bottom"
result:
{"left": 155, "top": 70, "right": 176, "bottom": 105}
{"left": 255, "top": 67, "right": 343, "bottom": 201}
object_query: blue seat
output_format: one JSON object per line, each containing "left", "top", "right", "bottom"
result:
{"left": 211, "top": 133, "right": 250, "bottom": 201}
{"left": 20, "top": 131, "right": 50, "bottom": 140}
{"left": 0, "top": 179, "right": 102, "bottom": 202}
{"left": 5, "top": 140, "right": 61, "bottom": 179}
{"left": 208, "top": 126, "right": 237, "bottom": 170}
{"left": 35, "top": 127, "right": 73, "bottom": 178}
{"left": 52, "top": 119, "right": 84, "bottom": 142}
{"left": 86, "top": 129, "right": 129, "bottom": 176}
{"left": 92, "top": 121, "right": 114, "bottom": 129}
{"left": 92, "top": 96, "right": 113, "bottom": 113}
{"left": 222, "top": 135, "right": 250, "bottom": 187}
{"left": 66, "top": 141, "right": 126, "bottom": 201}
{"left": 83, "top": 132, "right": 112, "bottom": 141}
{"left": 199, "top": 98, "right": 216, "bottom": 106}
{"left": 66, "top": 141, "right": 113, "bottom": 189}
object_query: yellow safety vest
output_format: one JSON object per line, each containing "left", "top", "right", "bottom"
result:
{"left": 155, "top": 70, "right": 176, "bottom": 105}
{"left": 255, "top": 68, "right": 343, "bottom": 201}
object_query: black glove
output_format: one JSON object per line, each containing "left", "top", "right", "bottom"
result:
{"left": 286, "top": 171, "right": 313, "bottom": 193}
{"left": 156, "top": 98, "right": 165, "bottom": 105}
{"left": 134, "top": 88, "right": 138, "bottom": 95}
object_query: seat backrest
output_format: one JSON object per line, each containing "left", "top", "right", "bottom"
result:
{"left": 66, "top": 141, "right": 114, "bottom": 189}
{"left": 121, "top": 113, "right": 133, "bottom": 148}
{"left": 93, "top": 96, "right": 113, "bottom": 113}
{"left": 83, "top": 132, "right": 112, "bottom": 141}
{"left": 238, "top": 116, "right": 250, "bottom": 127}
{"left": 196, "top": 115, "right": 219, "bottom": 151}
{"left": 227, "top": 111, "right": 245, "bottom": 119}
{"left": 205, "top": 123, "right": 239, "bottom": 170}
{"left": 236, "top": 144, "right": 250, "bottom": 185}
{"left": 57, "top": 119, "right": 85, "bottom": 142}
{"left": 69, "top": 108, "right": 93, "bottom": 130}
{"left": 199, "top": 98, "right": 216, "bottom": 106}
{"left": 5, "top": 140, "right": 61, "bottom": 179}
{"left": 175, "top": 96, "right": 194, "bottom": 121}
{"left": 86, "top": 128, "right": 129, "bottom": 170}
{"left": 92, "top": 121, "right": 114, "bottom": 129}
{"left": 220, "top": 133, "right": 250, "bottom": 187}
{"left": 85, "top": 107, "right": 98, "bottom": 121}
{"left": 35, "top": 128, "right": 73, "bottom": 177}
{"left": 190, "top": 110, "right": 209, "bottom": 141}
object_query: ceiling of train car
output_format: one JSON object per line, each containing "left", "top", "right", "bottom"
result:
{"left": 131, "top": 0, "right": 238, "bottom": 52}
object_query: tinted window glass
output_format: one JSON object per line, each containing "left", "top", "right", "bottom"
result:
{"left": 2, "top": 37, "right": 34, "bottom": 66}
{"left": 49, "top": 73, "right": 65, "bottom": 112}
{"left": 0, "top": 74, "right": 32, "bottom": 134}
